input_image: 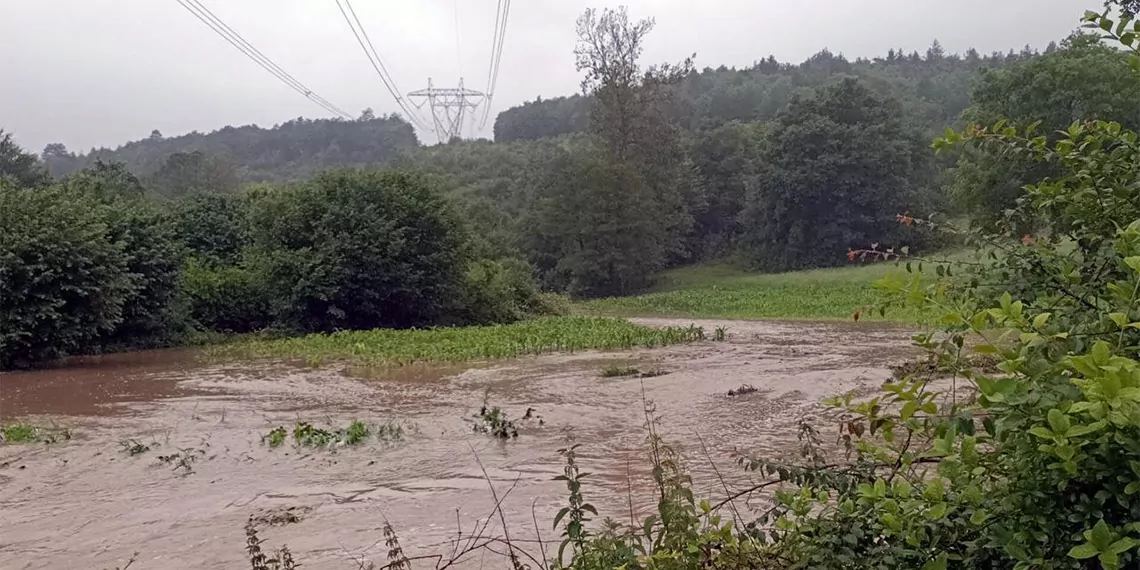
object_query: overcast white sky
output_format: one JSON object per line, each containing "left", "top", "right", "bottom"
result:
{"left": 1, "top": 0, "right": 1091, "bottom": 153}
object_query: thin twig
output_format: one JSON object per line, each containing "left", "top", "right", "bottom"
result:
{"left": 696, "top": 431, "right": 745, "bottom": 530}
{"left": 468, "top": 444, "right": 524, "bottom": 570}
{"left": 530, "top": 498, "right": 550, "bottom": 570}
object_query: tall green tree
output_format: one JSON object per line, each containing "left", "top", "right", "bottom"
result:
{"left": 954, "top": 32, "right": 1140, "bottom": 226}
{"left": 148, "top": 150, "right": 241, "bottom": 198}
{"left": 529, "top": 6, "right": 695, "bottom": 297}
{"left": 685, "top": 121, "right": 764, "bottom": 259}
{"left": 0, "top": 130, "right": 49, "bottom": 187}
{"left": 741, "top": 78, "right": 926, "bottom": 271}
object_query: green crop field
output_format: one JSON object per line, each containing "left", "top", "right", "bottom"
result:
{"left": 213, "top": 316, "right": 706, "bottom": 366}
{"left": 575, "top": 260, "right": 944, "bottom": 323}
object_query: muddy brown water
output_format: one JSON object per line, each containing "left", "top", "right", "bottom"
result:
{"left": 0, "top": 318, "right": 914, "bottom": 569}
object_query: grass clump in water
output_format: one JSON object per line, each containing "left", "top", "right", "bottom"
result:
{"left": 264, "top": 420, "right": 406, "bottom": 449}
{"left": 1, "top": 423, "right": 71, "bottom": 444}
{"left": 214, "top": 316, "right": 704, "bottom": 367}
{"left": 118, "top": 439, "right": 154, "bottom": 456}
{"left": 601, "top": 364, "right": 641, "bottom": 377}
{"left": 600, "top": 364, "right": 669, "bottom": 378}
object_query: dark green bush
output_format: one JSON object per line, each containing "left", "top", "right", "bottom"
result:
{"left": 62, "top": 162, "right": 187, "bottom": 349}
{"left": 245, "top": 169, "right": 468, "bottom": 332}
{"left": 171, "top": 191, "right": 248, "bottom": 265}
{"left": 0, "top": 183, "right": 132, "bottom": 368}
{"left": 453, "top": 258, "right": 567, "bottom": 325}
{"left": 178, "top": 258, "right": 271, "bottom": 333}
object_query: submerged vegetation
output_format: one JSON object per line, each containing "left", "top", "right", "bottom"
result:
{"left": 217, "top": 316, "right": 705, "bottom": 366}
{"left": 0, "top": 423, "right": 71, "bottom": 444}
{"left": 262, "top": 420, "right": 406, "bottom": 449}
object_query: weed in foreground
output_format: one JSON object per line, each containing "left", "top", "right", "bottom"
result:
{"left": 246, "top": 517, "right": 298, "bottom": 570}
{"left": 1, "top": 423, "right": 71, "bottom": 444}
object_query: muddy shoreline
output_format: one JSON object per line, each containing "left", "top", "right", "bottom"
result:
{"left": 0, "top": 318, "right": 914, "bottom": 569}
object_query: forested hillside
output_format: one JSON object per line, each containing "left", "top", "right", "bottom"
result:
{"left": 494, "top": 42, "right": 1037, "bottom": 142}
{"left": 39, "top": 112, "right": 418, "bottom": 185}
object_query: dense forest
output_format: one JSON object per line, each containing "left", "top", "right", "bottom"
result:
{"left": 3, "top": 4, "right": 1140, "bottom": 368}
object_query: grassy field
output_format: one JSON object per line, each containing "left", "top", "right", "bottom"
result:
{"left": 213, "top": 316, "right": 705, "bottom": 366}
{"left": 576, "top": 261, "right": 932, "bottom": 323}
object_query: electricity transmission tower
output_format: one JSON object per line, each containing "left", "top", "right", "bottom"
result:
{"left": 408, "top": 78, "right": 486, "bottom": 142}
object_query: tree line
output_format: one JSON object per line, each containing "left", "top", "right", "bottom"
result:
{"left": 0, "top": 148, "right": 561, "bottom": 369}
{"left": 3, "top": 5, "right": 1138, "bottom": 367}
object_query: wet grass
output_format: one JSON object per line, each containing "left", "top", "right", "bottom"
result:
{"left": 1, "top": 423, "right": 71, "bottom": 444}
{"left": 216, "top": 316, "right": 704, "bottom": 366}
{"left": 575, "top": 261, "right": 939, "bottom": 323}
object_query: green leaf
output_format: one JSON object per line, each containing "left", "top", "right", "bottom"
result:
{"left": 1092, "top": 341, "right": 1112, "bottom": 365}
{"left": 1126, "top": 257, "right": 1140, "bottom": 273}
{"left": 1101, "top": 551, "right": 1120, "bottom": 569}
{"left": 923, "top": 479, "right": 945, "bottom": 502}
{"left": 1108, "top": 537, "right": 1138, "bottom": 555}
{"left": 1047, "top": 408, "right": 1070, "bottom": 435}
{"left": 970, "top": 509, "right": 988, "bottom": 525}
{"left": 922, "top": 554, "right": 948, "bottom": 570}
{"left": 1090, "top": 520, "right": 1114, "bottom": 550}
{"left": 901, "top": 400, "right": 917, "bottom": 420}
{"left": 1110, "top": 312, "right": 1130, "bottom": 328}
{"left": 553, "top": 507, "right": 570, "bottom": 530}
{"left": 1032, "top": 312, "right": 1051, "bottom": 329}
{"left": 1028, "top": 426, "right": 1054, "bottom": 439}
{"left": 1069, "top": 542, "right": 1100, "bottom": 559}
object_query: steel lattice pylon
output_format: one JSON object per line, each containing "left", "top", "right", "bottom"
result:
{"left": 408, "top": 78, "right": 486, "bottom": 142}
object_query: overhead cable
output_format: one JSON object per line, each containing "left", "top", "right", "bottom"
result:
{"left": 334, "top": 0, "right": 432, "bottom": 131}
{"left": 479, "top": 0, "right": 511, "bottom": 129}
{"left": 175, "top": 0, "right": 353, "bottom": 119}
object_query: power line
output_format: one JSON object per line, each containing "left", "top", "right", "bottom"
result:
{"left": 453, "top": 0, "right": 464, "bottom": 77}
{"left": 174, "top": 0, "right": 353, "bottom": 119}
{"left": 334, "top": 0, "right": 432, "bottom": 131}
{"left": 479, "top": 0, "right": 511, "bottom": 129}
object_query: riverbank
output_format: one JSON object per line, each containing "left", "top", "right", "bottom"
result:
{"left": 0, "top": 318, "right": 913, "bottom": 569}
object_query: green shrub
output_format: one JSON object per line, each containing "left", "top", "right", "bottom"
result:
{"left": 178, "top": 257, "right": 271, "bottom": 333}
{"left": 245, "top": 169, "right": 468, "bottom": 332}
{"left": 0, "top": 183, "right": 132, "bottom": 368}
{"left": 98, "top": 201, "right": 186, "bottom": 348}
{"left": 171, "top": 191, "right": 248, "bottom": 264}
{"left": 454, "top": 257, "right": 565, "bottom": 325}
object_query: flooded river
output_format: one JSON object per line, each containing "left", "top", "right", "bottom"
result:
{"left": 0, "top": 318, "right": 913, "bottom": 569}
